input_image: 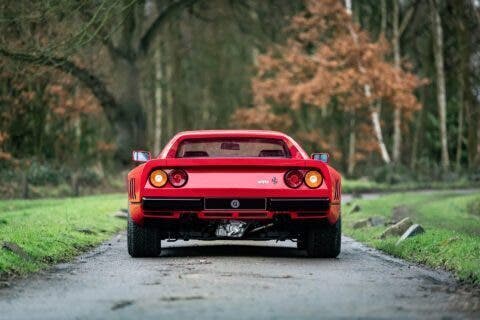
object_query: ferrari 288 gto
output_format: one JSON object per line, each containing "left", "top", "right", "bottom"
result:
{"left": 127, "top": 130, "right": 341, "bottom": 258}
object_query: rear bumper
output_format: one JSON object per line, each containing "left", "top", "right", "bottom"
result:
{"left": 130, "top": 197, "right": 340, "bottom": 225}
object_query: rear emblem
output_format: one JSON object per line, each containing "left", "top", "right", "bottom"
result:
{"left": 231, "top": 199, "right": 240, "bottom": 209}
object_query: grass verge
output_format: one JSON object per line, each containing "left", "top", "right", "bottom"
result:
{"left": 343, "top": 191, "right": 480, "bottom": 285}
{"left": 0, "top": 194, "right": 125, "bottom": 279}
{"left": 342, "top": 178, "right": 479, "bottom": 194}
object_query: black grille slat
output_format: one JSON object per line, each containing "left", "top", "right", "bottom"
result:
{"left": 143, "top": 198, "right": 203, "bottom": 211}
{"left": 204, "top": 198, "right": 266, "bottom": 210}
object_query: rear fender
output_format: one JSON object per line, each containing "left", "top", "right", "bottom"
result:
{"left": 304, "top": 160, "right": 341, "bottom": 224}
{"left": 127, "top": 160, "right": 168, "bottom": 203}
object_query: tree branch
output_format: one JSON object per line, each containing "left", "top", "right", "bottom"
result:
{"left": 138, "top": 0, "right": 199, "bottom": 54}
{"left": 398, "top": 6, "right": 414, "bottom": 37}
{"left": 78, "top": 4, "right": 134, "bottom": 62}
{"left": 101, "top": 37, "right": 133, "bottom": 61}
{"left": 0, "top": 48, "right": 120, "bottom": 123}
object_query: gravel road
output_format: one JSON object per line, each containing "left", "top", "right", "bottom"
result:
{"left": 1, "top": 193, "right": 478, "bottom": 319}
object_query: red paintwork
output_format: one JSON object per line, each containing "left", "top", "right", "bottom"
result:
{"left": 127, "top": 130, "right": 342, "bottom": 225}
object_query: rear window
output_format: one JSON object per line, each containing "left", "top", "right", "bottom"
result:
{"left": 176, "top": 138, "right": 291, "bottom": 158}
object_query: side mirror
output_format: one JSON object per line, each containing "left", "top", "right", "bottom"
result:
{"left": 311, "top": 152, "right": 329, "bottom": 163}
{"left": 132, "top": 150, "right": 151, "bottom": 162}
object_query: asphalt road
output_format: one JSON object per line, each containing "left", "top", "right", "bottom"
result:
{"left": 0, "top": 194, "right": 478, "bottom": 319}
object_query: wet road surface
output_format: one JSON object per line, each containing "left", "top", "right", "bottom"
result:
{"left": 1, "top": 192, "right": 478, "bottom": 319}
{"left": 1, "top": 233, "right": 476, "bottom": 319}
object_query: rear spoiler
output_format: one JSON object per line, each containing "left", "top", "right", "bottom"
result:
{"left": 163, "top": 158, "right": 306, "bottom": 168}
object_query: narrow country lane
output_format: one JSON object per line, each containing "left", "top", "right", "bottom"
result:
{"left": 0, "top": 234, "right": 476, "bottom": 319}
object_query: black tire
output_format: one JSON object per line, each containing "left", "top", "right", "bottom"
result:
{"left": 306, "top": 218, "right": 341, "bottom": 258}
{"left": 127, "top": 215, "right": 162, "bottom": 257}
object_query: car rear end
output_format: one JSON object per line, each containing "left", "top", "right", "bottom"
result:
{"left": 127, "top": 132, "right": 341, "bottom": 258}
{"left": 131, "top": 157, "right": 338, "bottom": 219}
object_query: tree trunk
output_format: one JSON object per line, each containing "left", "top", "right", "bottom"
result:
{"left": 452, "top": 2, "right": 478, "bottom": 171}
{"left": 346, "top": 1, "right": 391, "bottom": 165}
{"left": 453, "top": 0, "right": 469, "bottom": 172}
{"left": 365, "top": 85, "right": 391, "bottom": 164}
{"left": 380, "top": 0, "right": 387, "bottom": 37}
{"left": 345, "top": 0, "right": 352, "bottom": 15}
{"left": 468, "top": 98, "right": 480, "bottom": 168}
{"left": 430, "top": 0, "right": 450, "bottom": 171}
{"left": 371, "top": 106, "right": 391, "bottom": 164}
{"left": 410, "top": 87, "right": 426, "bottom": 170}
{"left": 153, "top": 48, "right": 163, "bottom": 156}
{"left": 410, "top": 108, "right": 423, "bottom": 170}
{"left": 455, "top": 101, "right": 464, "bottom": 171}
{"left": 347, "top": 116, "right": 356, "bottom": 176}
{"left": 345, "top": 0, "right": 355, "bottom": 176}
{"left": 466, "top": 76, "right": 478, "bottom": 169}
{"left": 109, "top": 55, "right": 146, "bottom": 162}
{"left": 392, "top": 0, "right": 402, "bottom": 164}
{"left": 165, "top": 57, "right": 174, "bottom": 141}
{"left": 455, "top": 51, "right": 465, "bottom": 171}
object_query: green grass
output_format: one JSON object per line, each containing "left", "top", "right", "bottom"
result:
{"left": 342, "top": 178, "right": 388, "bottom": 193}
{"left": 342, "top": 178, "right": 478, "bottom": 194}
{"left": 343, "top": 191, "right": 480, "bottom": 284}
{"left": 0, "top": 194, "right": 125, "bottom": 279}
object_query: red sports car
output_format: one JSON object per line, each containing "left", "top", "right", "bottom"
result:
{"left": 127, "top": 130, "right": 342, "bottom": 258}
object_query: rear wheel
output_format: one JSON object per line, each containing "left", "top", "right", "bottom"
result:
{"left": 306, "top": 218, "right": 341, "bottom": 258}
{"left": 127, "top": 215, "right": 162, "bottom": 257}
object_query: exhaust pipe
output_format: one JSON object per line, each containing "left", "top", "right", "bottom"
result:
{"left": 249, "top": 223, "right": 274, "bottom": 234}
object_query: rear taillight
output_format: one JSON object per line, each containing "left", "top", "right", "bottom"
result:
{"left": 284, "top": 170, "right": 304, "bottom": 188}
{"left": 305, "top": 170, "right": 323, "bottom": 188}
{"left": 168, "top": 169, "right": 188, "bottom": 187}
{"left": 150, "top": 170, "right": 168, "bottom": 187}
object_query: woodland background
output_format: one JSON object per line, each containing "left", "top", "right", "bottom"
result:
{"left": 0, "top": 0, "right": 479, "bottom": 198}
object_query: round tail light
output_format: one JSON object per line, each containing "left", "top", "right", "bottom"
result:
{"left": 150, "top": 169, "right": 168, "bottom": 187}
{"left": 305, "top": 170, "right": 323, "bottom": 188}
{"left": 284, "top": 170, "right": 304, "bottom": 188}
{"left": 168, "top": 169, "right": 188, "bottom": 187}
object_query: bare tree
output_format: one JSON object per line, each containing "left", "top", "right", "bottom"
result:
{"left": 348, "top": 0, "right": 391, "bottom": 164}
{"left": 392, "top": 0, "right": 414, "bottom": 164}
{"left": 429, "top": 0, "right": 450, "bottom": 170}
{"left": 0, "top": 0, "right": 199, "bottom": 160}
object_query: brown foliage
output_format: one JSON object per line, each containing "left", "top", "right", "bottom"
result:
{"left": 234, "top": 0, "right": 426, "bottom": 158}
{"left": 0, "top": 59, "right": 108, "bottom": 165}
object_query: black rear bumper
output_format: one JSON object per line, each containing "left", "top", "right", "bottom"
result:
{"left": 142, "top": 197, "right": 330, "bottom": 212}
